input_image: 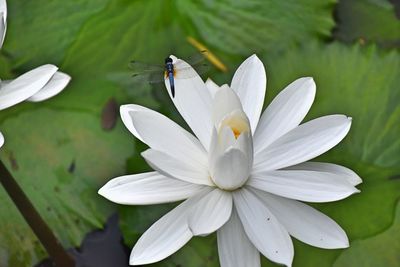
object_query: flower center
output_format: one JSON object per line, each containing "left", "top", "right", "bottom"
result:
{"left": 232, "top": 128, "right": 241, "bottom": 139}
{"left": 219, "top": 112, "right": 250, "bottom": 139}
{"left": 210, "top": 110, "right": 253, "bottom": 191}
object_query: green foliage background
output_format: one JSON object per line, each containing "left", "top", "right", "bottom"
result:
{"left": 0, "top": 0, "right": 399, "bottom": 266}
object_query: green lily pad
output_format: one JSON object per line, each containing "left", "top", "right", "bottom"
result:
{"left": 4, "top": 0, "right": 110, "bottom": 68}
{"left": 334, "top": 0, "right": 400, "bottom": 49}
{"left": 62, "top": 0, "right": 190, "bottom": 79}
{"left": 0, "top": 108, "right": 133, "bottom": 266}
{"left": 333, "top": 200, "right": 400, "bottom": 266}
{"left": 175, "top": 0, "right": 335, "bottom": 55}
{"left": 61, "top": 0, "right": 335, "bottom": 77}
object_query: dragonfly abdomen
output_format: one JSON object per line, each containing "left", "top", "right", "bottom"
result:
{"left": 165, "top": 58, "right": 175, "bottom": 97}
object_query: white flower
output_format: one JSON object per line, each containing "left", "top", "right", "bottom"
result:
{"left": 0, "top": 0, "right": 70, "bottom": 148}
{"left": 0, "top": 0, "right": 7, "bottom": 48}
{"left": 0, "top": 65, "right": 71, "bottom": 110}
{"left": 0, "top": 131, "right": 3, "bottom": 147}
{"left": 99, "top": 55, "right": 361, "bottom": 267}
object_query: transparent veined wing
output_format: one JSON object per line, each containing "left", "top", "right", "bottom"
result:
{"left": 132, "top": 71, "right": 166, "bottom": 84}
{"left": 171, "top": 50, "right": 209, "bottom": 79}
{"left": 129, "top": 60, "right": 164, "bottom": 73}
{"left": 185, "top": 50, "right": 208, "bottom": 66}
{"left": 129, "top": 61, "right": 165, "bottom": 83}
{"left": 173, "top": 60, "right": 209, "bottom": 79}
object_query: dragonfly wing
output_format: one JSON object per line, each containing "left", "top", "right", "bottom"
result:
{"left": 130, "top": 71, "right": 165, "bottom": 84}
{"left": 129, "top": 60, "right": 165, "bottom": 83}
{"left": 192, "top": 61, "right": 210, "bottom": 76}
{"left": 129, "top": 61, "right": 164, "bottom": 74}
{"left": 174, "top": 61, "right": 209, "bottom": 79}
{"left": 185, "top": 50, "right": 208, "bottom": 66}
{"left": 148, "top": 71, "right": 167, "bottom": 84}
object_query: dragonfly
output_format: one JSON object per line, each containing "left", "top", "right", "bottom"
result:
{"left": 129, "top": 51, "right": 209, "bottom": 97}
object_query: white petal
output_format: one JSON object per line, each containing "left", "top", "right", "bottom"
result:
{"left": 165, "top": 56, "right": 213, "bottom": 150}
{"left": 231, "top": 55, "right": 266, "bottom": 133}
{"left": 254, "top": 115, "right": 352, "bottom": 171}
{"left": 188, "top": 189, "right": 232, "bottom": 236}
{"left": 27, "top": 72, "right": 71, "bottom": 102}
{"left": 205, "top": 78, "right": 220, "bottom": 98}
{"left": 209, "top": 127, "right": 234, "bottom": 174}
{"left": 0, "top": 131, "right": 4, "bottom": 148}
{"left": 213, "top": 126, "right": 236, "bottom": 153}
{"left": 98, "top": 172, "right": 205, "bottom": 205}
{"left": 212, "top": 85, "right": 243, "bottom": 126}
{"left": 0, "top": 0, "right": 6, "bottom": 21}
{"left": 254, "top": 77, "right": 316, "bottom": 154}
{"left": 211, "top": 148, "right": 251, "bottom": 190}
{"left": 235, "top": 131, "right": 254, "bottom": 164}
{"left": 217, "top": 209, "right": 260, "bottom": 267}
{"left": 0, "top": 64, "right": 58, "bottom": 110}
{"left": 253, "top": 189, "right": 349, "bottom": 249}
{"left": 234, "top": 188, "right": 293, "bottom": 266}
{"left": 141, "top": 149, "right": 212, "bottom": 186}
{"left": 0, "top": 12, "right": 5, "bottom": 49}
{"left": 0, "top": 0, "right": 7, "bottom": 48}
{"left": 120, "top": 104, "right": 148, "bottom": 143}
{"left": 130, "top": 188, "right": 212, "bottom": 265}
{"left": 249, "top": 170, "right": 359, "bottom": 202}
{"left": 130, "top": 202, "right": 192, "bottom": 265}
{"left": 285, "top": 162, "right": 362, "bottom": 186}
{"left": 120, "top": 104, "right": 208, "bottom": 169}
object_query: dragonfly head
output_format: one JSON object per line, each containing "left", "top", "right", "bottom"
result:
{"left": 165, "top": 57, "right": 173, "bottom": 64}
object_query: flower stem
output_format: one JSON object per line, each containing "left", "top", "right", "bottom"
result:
{"left": 0, "top": 160, "right": 75, "bottom": 267}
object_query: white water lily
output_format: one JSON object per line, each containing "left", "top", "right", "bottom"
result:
{"left": 0, "top": 0, "right": 70, "bottom": 148}
{"left": 99, "top": 54, "right": 361, "bottom": 267}
{"left": 0, "top": 64, "right": 71, "bottom": 110}
{"left": 0, "top": 0, "right": 6, "bottom": 48}
{"left": 0, "top": 131, "right": 3, "bottom": 147}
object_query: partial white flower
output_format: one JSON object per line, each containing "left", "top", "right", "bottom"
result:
{"left": 0, "top": 64, "right": 71, "bottom": 110}
{"left": 0, "top": 0, "right": 7, "bottom": 48}
{"left": 0, "top": 131, "right": 4, "bottom": 147}
{"left": 0, "top": 0, "right": 70, "bottom": 148}
{"left": 0, "top": 66, "right": 70, "bottom": 149}
{"left": 99, "top": 54, "right": 361, "bottom": 267}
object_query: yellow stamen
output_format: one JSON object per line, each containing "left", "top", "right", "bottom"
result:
{"left": 186, "top": 36, "right": 228, "bottom": 73}
{"left": 232, "top": 128, "right": 241, "bottom": 139}
{"left": 219, "top": 111, "right": 250, "bottom": 139}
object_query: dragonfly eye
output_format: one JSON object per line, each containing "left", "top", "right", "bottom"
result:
{"left": 165, "top": 57, "right": 173, "bottom": 64}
